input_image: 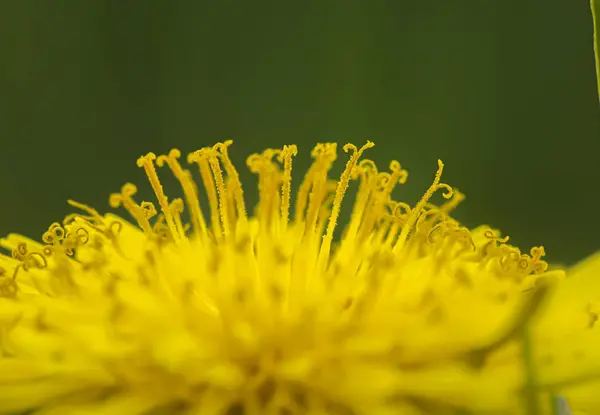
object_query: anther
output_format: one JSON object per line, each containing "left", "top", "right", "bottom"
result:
{"left": 394, "top": 160, "right": 453, "bottom": 253}
{"left": 189, "top": 149, "right": 223, "bottom": 240}
{"left": 157, "top": 149, "right": 209, "bottom": 239}
{"left": 137, "top": 153, "right": 181, "bottom": 242}
{"left": 279, "top": 145, "right": 298, "bottom": 230}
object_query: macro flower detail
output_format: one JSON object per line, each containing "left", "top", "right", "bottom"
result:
{"left": 0, "top": 141, "right": 598, "bottom": 415}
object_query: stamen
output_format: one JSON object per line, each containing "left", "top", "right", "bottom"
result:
{"left": 188, "top": 149, "right": 223, "bottom": 240}
{"left": 156, "top": 149, "right": 208, "bottom": 239}
{"left": 66, "top": 201, "right": 123, "bottom": 251}
{"left": 169, "top": 199, "right": 187, "bottom": 241}
{"left": 140, "top": 201, "right": 158, "bottom": 219}
{"left": 303, "top": 144, "right": 338, "bottom": 237}
{"left": 137, "top": 153, "right": 181, "bottom": 242}
{"left": 41, "top": 222, "right": 84, "bottom": 257}
{"left": 357, "top": 160, "right": 408, "bottom": 244}
{"left": 152, "top": 214, "right": 170, "bottom": 242}
{"left": 109, "top": 183, "right": 154, "bottom": 235}
{"left": 214, "top": 141, "right": 248, "bottom": 226}
{"left": 440, "top": 188, "right": 465, "bottom": 214}
{"left": 529, "top": 247, "right": 549, "bottom": 274}
{"left": 379, "top": 201, "right": 411, "bottom": 247}
{"left": 415, "top": 208, "right": 445, "bottom": 234}
{"left": 481, "top": 230, "right": 511, "bottom": 261}
{"left": 394, "top": 160, "right": 453, "bottom": 253}
{"left": 11, "top": 243, "right": 47, "bottom": 280}
{"left": 382, "top": 160, "right": 408, "bottom": 193}
{"left": 64, "top": 200, "right": 105, "bottom": 226}
{"left": 207, "top": 149, "right": 231, "bottom": 238}
{"left": 247, "top": 149, "right": 282, "bottom": 232}
{"left": 278, "top": 145, "right": 298, "bottom": 230}
{"left": 316, "top": 142, "right": 373, "bottom": 275}
{"left": 295, "top": 143, "right": 337, "bottom": 226}
{"left": 343, "top": 160, "right": 378, "bottom": 243}
{"left": 325, "top": 141, "right": 374, "bottom": 240}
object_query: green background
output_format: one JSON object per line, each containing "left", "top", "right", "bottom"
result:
{"left": 0, "top": 1, "right": 598, "bottom": 265}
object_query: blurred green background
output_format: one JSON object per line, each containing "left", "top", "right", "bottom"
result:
{"left": 0, "top": 1, "right": 598, "bottom": 265}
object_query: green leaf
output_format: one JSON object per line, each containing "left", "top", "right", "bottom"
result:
{"left": 592, "top": 0, "right": 600, "bottom": 100}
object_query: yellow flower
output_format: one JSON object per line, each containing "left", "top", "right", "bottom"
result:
{"left": 0, "top": 141, "right": 595, "bottom": 414}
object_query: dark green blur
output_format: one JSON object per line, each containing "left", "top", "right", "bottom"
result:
{"left": 0, "top": 1, "right": 598, "bottom": 265}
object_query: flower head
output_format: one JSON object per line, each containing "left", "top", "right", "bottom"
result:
{"left": 0, "top": 141, "right": 596, "bottom": 414}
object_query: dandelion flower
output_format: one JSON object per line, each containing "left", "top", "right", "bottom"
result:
{"left": 0, "top": 141, "right": 596, "bottom": 415}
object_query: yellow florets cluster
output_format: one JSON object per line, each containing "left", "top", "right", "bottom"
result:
{"left": 0, "top": 141, "right": 599, "bottom": 415}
